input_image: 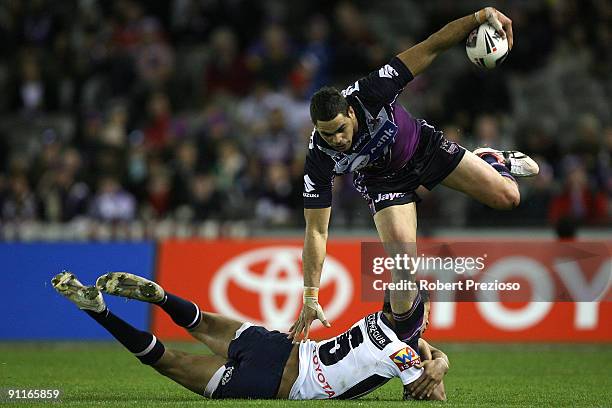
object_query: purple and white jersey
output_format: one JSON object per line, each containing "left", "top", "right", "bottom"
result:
{"left": 303, "top": 57, "right": 421, "bottom": 208}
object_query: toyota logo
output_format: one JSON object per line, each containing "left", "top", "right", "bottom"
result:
{"left": 210, "top": 246, "right": 353, "bottom": 330}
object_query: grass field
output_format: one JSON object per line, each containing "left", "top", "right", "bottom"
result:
{"left": 1, "top": 342, "right": 611, "bottom": 407}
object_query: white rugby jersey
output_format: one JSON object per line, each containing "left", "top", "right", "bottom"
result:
{"left": 289, "top": 312, "right": 423, "bottom": 400}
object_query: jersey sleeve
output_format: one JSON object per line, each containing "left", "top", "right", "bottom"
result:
{"left": 303, "top": 130, "right": 335, "bottom": 209}
{"left": 345, "top": 57, "right": 414, "bottom": 107}
{"left": 386, "top": 342, "right": 423, "bottom": 386}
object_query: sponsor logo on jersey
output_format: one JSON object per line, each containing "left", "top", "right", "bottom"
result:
{"left": 365, "top": 313, "right": 392, "bottom": 350}
{"left": 389, "top": 346, "right": 421, "bottom": 372}
{"left": 440, "top": 139, "right": 459, "bottom": 154}
{"left": 370, "top": 127, "right": 395, "bottom": 154}
{"left": 221, "top": 366, "right": 234, "bottom": 385}
{"left": 313, "top": 350, "right": 336, "bottom": 398}
{"left": 315, "top": 109, "right": 397, "bottom": 175}
{"left": 373, "top": 192, "right": 406, "bottom": 204}
{"left": 378, "top": 64, "right": 398, "bottom": 79}
{"left": 304, "top": 174, "right": 316, "bottom": 192}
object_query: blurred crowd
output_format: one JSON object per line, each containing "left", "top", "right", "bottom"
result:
{"left": 0, "top": 0, "right": 609, "bottom": 235}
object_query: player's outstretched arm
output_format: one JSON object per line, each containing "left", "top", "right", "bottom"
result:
{"left": 288, "top": 207, "right": 332, "bottom": 341}
{"left": 397, "top": 7, "right": 513, "bottom": 76}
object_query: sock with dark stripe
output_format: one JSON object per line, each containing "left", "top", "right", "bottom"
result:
{"left": 155, "top": 293, "right": 202, "bottom": 330}
{"left": 85, "top": 309, "right": 165, "bottom": 365}
{"left": 481, "top": 153, "right": 516, "bottom": 182}
{"left": 392, "top": 293, "right": 424, "bottom": 343}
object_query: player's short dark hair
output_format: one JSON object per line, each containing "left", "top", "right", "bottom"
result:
{"left": 382, "top": 288, "right": 430, "bottom": 313}
{"left": 309, "top": 86, "right": 349, "bottom": 124}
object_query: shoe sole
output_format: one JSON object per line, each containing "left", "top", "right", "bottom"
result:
{"left": 52, "top": 272, "right": 82, "bottom": 294}
{"left": 96, "top": 272, "right": 163, "bottom": 302}
{"left": 52, "top": 272, "right": 105, "bottom": 311}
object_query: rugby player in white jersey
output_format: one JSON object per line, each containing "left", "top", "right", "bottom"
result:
{"left": 289, "top": 6, "right": 539, "bottom": 344}
{"left": 53, "top": 271, "right": 448, "bottom": 400}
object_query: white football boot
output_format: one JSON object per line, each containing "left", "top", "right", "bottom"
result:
{"left": 96, "top": 272, "right": 165, "bottom": 303}
{"left": 473, "top": 148, "right": 540, "bottom": 177}
{"left": 52, "top": 271, "right": 106, "bottom": 313}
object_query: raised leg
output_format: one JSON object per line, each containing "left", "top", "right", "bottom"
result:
{"left": 97, "top": 272, "right": 245, "bottom": 358}
{"left": 153, "top": 349, "right": 227, "bottom": 396}
{"left": 188, "top": 313, "right": 244, "bottom": 359}
{"left": 441, "top": 150, "right": 520, "bottom": 210}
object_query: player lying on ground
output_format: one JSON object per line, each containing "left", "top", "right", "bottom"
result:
{"left": 291, "top": 6, "right": 539, "bottom": 342}
{"left": 52, "top": 271, "right": 448, "bottom": 400}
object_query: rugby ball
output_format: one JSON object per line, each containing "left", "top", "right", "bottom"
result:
{"left": 466, "top": 23, "right": 509, "bottom": 69}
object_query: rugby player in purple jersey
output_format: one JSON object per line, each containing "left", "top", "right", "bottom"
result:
{"left": 289, "top": 6, "right": 538, "bottom": 344}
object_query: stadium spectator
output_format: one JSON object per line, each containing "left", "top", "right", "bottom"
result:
{"left": 101, "top": 103, "right": 129, "bottom": 148}
{"left": 293, "top": 15, "right": 332, "bottom": 97}
{"left": 473, "top": 114, "right": 513, "bottom": 151}
{"left": 144, "top": 170, "right": 173, "bottom": 218}
{"left": 246, "top": 24, "right": 296, "bottom": 89}
{"left": 252, "top": 107, "right": 295, "bottom": 165}
{"left": 203, "top": 27, "right": 253, "bottom": 98}
{"left": 170, "top": 140, "right": 199, "bottom": 208}
{"left": 89, "top": 176, "right": 136, "bottom": 222}
{"left": 332, "top": 2, "right": 385, "bottom": 79}
{"left": 187, "top": 173, "right": 223, "bottom": 221}
{"left": 37, "top": 147, "right": 90, "bottom": 222}
{"left": 213, "top": 140, "right": 246, "bottom": 193}
{"left": 548, "top": 159, "right": 608, "bottom": 225}
{"left": 142, "top": 91, "right": 185, "bottom": 151}
{"left": 255, "top": 162, "right": 296, "bottom": 226}
{"left": 1, "top": 173, "right": 38, "bottom": 222}
{"left": 12, "top": 53, "right": 50, "bottom": 114}
{"left": 133, "top": 17, "right": 174, "bottom": 88}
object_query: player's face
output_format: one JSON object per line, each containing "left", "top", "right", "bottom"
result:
{"left": 316, "top": 106, "right": 357, "bottom": 152}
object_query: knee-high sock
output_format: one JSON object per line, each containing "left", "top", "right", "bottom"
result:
{"left": 85, "top": 308, "right": 165, "bottom": 365}
{"left": 155, "top": 293, "right": 202, "bottom": 330}
{"left": 391, "top": 292, "right": 425, "bottom": 343}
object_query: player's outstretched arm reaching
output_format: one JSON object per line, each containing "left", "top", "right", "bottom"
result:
{"left": 288, "top": 206, "right": 332, "bottom": 341}
{"left": 398, "top": 7, "right": 513, "bottom": 77}
{"left": 289, "top": 6, "right": 519, "bottom": 342}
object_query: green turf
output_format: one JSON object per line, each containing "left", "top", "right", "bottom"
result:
{"left": 1, "top": 342, "right": 611, "bottom": 407}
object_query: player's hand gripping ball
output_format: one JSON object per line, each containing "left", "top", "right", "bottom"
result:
{"left": 466, "top": 23, "right": 509, "bottom": 69}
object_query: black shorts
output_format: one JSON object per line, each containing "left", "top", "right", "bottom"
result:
{"left": 209, "top": 324, "right": 294, "bottom": 399}
{"left": 355, "top": 120, "right": 466, "bottom": 214}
